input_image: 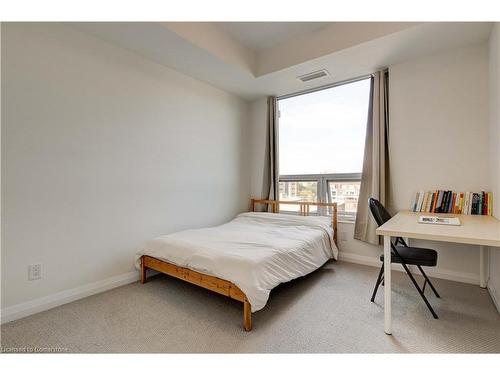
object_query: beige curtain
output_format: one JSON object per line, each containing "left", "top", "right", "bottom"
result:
{"left": 261, "top": 96, "right": 279, "bottom": 209}
{"left": 354, "top": 71, "right": 389, "bottom": 245}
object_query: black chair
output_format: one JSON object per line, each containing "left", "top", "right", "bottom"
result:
{"left": 369, "top": 198, "right": 440, "bottom": 319}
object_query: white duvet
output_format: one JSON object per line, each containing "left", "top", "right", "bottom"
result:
{"left": 135, "top": 212, "right": 337, "bottom": 312}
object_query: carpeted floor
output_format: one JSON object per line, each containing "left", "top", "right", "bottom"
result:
{"left": 1, "top": 261, "right": 499, "bottom": 353}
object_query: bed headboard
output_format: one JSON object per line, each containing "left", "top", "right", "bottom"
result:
{"left": 250, "top": 198, "right": 338, "bottom": 246}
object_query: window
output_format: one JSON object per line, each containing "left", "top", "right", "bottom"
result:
{"left": 278, "top": 78, "right": 371, "bottom": 221}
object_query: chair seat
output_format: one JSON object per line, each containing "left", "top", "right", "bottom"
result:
{"left": 380, "top": 246, "right": 438, "bottom": 267}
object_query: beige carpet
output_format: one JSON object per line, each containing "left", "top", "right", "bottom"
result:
{"left": 1, "top": 261, "right": 499, "bottom": 353}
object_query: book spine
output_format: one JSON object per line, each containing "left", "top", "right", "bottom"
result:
{"left": 444, "top": 191, "right": 453, "bottom": 213}
{"left": 478, "top": 192, "right": 482, "bottom": 215}
{"left": 439, "top": 191, "right": 449, "bottom": 213}
{"left": 425, "top": 192, "right": 432, "bottom": 212}
{"left": 421, "top": 192, "right": 428, "bottom": 213}
{"left": 485, "top": 192, "right": 490, "bottom": 215}
{"left": 451, "top": 192, "right": 457, "bottom": 214}
{"left": 464, "top": 192, "right": 470, "bottom": 215}
{"left": 468, "top": 192, "right": 473, "bottom": 215}
{"left": 447, "top": 191, "right": 453, "bottom": 213}
{"left": 459, "top": 192, "right": 464, "bottom": 214}
{"left": 472, "top": 193, "right": 478, "bottom": 215}
{"left": 424, "top": 191, "right": 430, "bottom": 212}
{"left": 436, "top": 190, "right": 444, "bottom": 213}
{"left": 431, "top": 191, "right": 437, "bottom": 213}
{"left": 479, "top": 192, "right": 482, "bottom": 215}
{"left": 482, "top": 191, "right": 487, "bottom": 215}
{"left": 416, "top": 191, "right": 424, "bottom": 212}
{"left": 484, "top": 192, "right": 488, "bottom": 215}
{"left": 428, "top": 192, "right": 435, "bottom": 213}
{"left": 489, "top": 192, "right": 493, "bottom": 216}
{"left": 434, "top": 190, "right": 443, "bottom": 213}
{"left": 483, "top": 193, "right": 486, "bottom": 215}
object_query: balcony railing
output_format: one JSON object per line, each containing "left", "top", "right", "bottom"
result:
{"left": 278, "top": 173, "right": 362, "bottom": 221}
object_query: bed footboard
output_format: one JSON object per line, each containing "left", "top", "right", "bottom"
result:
{"left": 141, "top": 255, "right": 252, "bottom": 331}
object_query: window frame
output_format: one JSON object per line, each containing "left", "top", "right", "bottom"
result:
{"left": 279, "top": 173, "right": 362, "bottom": 222}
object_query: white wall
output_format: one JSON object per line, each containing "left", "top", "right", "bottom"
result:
{"left": 1, "top": 23, "right": 250, "bottom": 314}
{"left": 488, "top": 23, "right": 500, "bottom": 310}
{"left": 388, "top": 42, "right": 490, "bottom": 282}
{"left": 249, "top": 42, "right": 490, "bottom": 284}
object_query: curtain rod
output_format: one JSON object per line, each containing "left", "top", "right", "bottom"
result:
{"left": 277, "top": 73, "right": 375, "bottom": 101}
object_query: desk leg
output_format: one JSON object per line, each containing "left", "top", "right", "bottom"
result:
{"left": 384, "top": 235, "right": 392, "bottom": 335}
{"left": 479, "top": 245, "right": 489, "bottom": 288}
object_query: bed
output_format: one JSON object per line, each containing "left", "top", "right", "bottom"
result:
{"left": 136, "top": 199, "right": 338, "bottom": 331}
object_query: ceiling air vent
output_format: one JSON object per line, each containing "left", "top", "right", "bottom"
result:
{"left": 297, "top": 69, "right": 329, "bottom": 82}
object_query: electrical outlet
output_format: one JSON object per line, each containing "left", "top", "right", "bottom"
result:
{"left": 28, "top": 264, "right": 42, "bottom": 280}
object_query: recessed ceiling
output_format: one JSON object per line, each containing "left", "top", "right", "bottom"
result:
{"left": 214, "top": 22, "right": 330, "bottom": 51}
{"left": 70, "top": 22, "right": 493, "bottom": 101}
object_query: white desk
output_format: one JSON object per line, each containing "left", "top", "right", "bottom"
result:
{"left": 376, "top": 210, "right": 500, "bottom": 335}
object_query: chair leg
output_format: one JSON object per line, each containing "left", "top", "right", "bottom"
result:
{"left": 371, "top": 264, "right": 384, "bottom": 302}
{"left": 401, "top": 262, "right": 439, "bottom": 319}
{"left": 417, "top": 265, "right": 440, "bottom": 298}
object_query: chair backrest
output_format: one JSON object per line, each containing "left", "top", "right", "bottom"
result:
{"left": 368, "top": 198, "right": 392, "bottom": 226}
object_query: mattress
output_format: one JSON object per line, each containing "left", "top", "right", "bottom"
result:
{"left": 135, "top": 212, "right": 337, "bottom": 312}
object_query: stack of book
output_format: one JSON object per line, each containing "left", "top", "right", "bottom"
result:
{"left": 411, "top": 191, "right": 493, "bottom": 215}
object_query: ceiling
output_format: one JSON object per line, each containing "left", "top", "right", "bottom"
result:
{"left": 214, "top": 22, "right": 330, "bottom": 51}
{"left": 70, "top": 22, "right": 493, "bottom": 101}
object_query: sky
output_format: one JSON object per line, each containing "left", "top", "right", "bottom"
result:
{"left": 278, "top": 78, "right": 371, "bottom": 175}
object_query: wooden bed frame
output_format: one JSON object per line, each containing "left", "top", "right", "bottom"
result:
{"left": 140, "top": 198, "right": 338, "bottom": 331}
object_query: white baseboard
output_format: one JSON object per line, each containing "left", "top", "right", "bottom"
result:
{"left": 338, "top": 252, "right": 480, "bottom": 285}
{"left": 1, "top": 271, "right": 140, "bottom": 324}
{"left": 487, "top": 282, "right": 500, "bottom": 314}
